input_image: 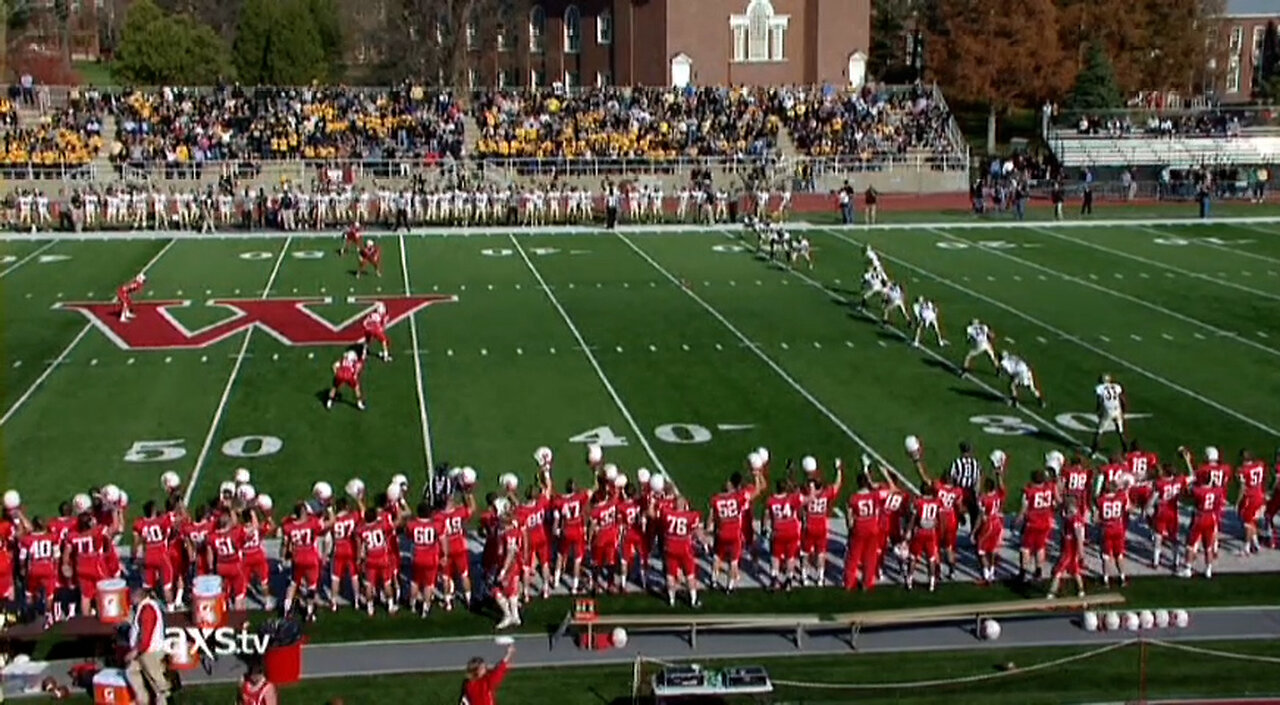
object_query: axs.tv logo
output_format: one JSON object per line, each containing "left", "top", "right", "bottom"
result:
{"left": 165, "top": 626, "right": 272, "bottom": 661}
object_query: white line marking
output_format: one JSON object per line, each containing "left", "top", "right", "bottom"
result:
{"left": 681, "top": 344, "right": 690, "bottom": 351}
{"left": 487, "top": 284, "right": 494, "bottom": 290}
{"left": 1036, "top": 336, "right": 1048, "bottom": 344}
{"left": 1139, "top": 272, "right": 1150, "bottom": 279}
{"left": 127, "top": 358, "right": 135, "bottom": 365}
{"left": 1259, "top": 331, "right": 1270, "bottom": 339}
{"left": 780, "top": 342, "right": 789, "bottom": 349}
{"left": 272, "top": 353, "right": 279, "bottom": 361}
{"left": 937, "top": 228, "right": 1280, "bottom": 360}
{"left": 614, "top": 346, "right": 623, "bottom": 353}
{"left": 163, "top": 356, "right": 172, "bottom": 363}
{"left": 517, "top": 347, "right": 524, "bottom": 355}
{"left": 1194, "top": 332, "right": 1207, "bottom": 340}
{"left": 10, "top": 361, "right": 20, "bottom": 368}
{"left": 649, "top": 344, "right": 657, "bottom": 352}
{"left": 813, "top": 341, "right": 822, "bottom": 348}
{"left": 622, "top": 231, "right": 912, "bottom": 485}
{"left": 0, "top": 240, "right": 55, "bottom": 278}
{"left": 511, "top": 234, "right": 666, "bottom": 473}
{"left": 481, "top": 348, "right": 488, "bottom": 356}
{"left": 821, "top": 229, "right": 1280, "bottom": 438}
{"left": 184, "top": 237, "right": 291, "bottom": 504}
{"left": 307, "top": 352, "right": 315, "bottom": 359}
{"left": 200, "top": 355, "right": 208, "bottom": 363}
{"left": 845, "top": 340, "right": 855, "bottom": 348}
{"left": 1162, "top": 333, "right": 1175, "bottom": 341}
{"left": 1, "top": 238, "right": 178, "bottom": 427}
{"left": 89, "top": 358, "right": 98, "bottom": 366}
{"left": 447, "top": 349, "right": 454, "bottom": 356}
{"left": 399, "top": 236, "right": 437, "bottom": 484}
{"left": 1099, "top": 335, "right": 1111, "bottom": 342}
{"left": 1112, "top": 273, "right": 1124, "bottom": 280}
{"left": 715, "top": 343, "right": 723, "bottom": 351}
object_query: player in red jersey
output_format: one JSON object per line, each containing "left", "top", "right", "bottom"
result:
{"left": 182, "top": 505, "right": 214, "bottom": 579}
{"left": 0, "top": 516, "right": 18, "bottom": 602}
{"left": 164, "top": 498, "right": 190, "bottom": 608}
{"left": 494, "top": 509, "right": 527, "bottom": 629}
{"left": 339, "top": 221, "right": 362, "bottom": 255}
{"left": 765, "top": 480, "right": 803, "bottom": 591}
{"left": 48, "top": 502, "right": 77, "bottom": 620}
{"left": 281, "top": 502, "right": 325, "bottom": 620}
{"left": 618, "top": 484, "right": 649, "bottom": 591}
{"left": 1185, "top": 446, "right": 1232, "bottom": 488}
{"left": 1146, "top": 463, "right": 1186, "bottom": 570}
{"left": 403, "top": 501, "right": 446, "bottom": 617}
{"left": 708, "top": 478, "right": 746, "bottom": 592}
{"left": 327, "top": 498, "right": 361, "bottom": 611}
{"left": 115, "top": 273, "right": 145, "bottom": 321}
{"left": 905, "top": 483, "right": 943, "bottom": 592}
{"left": 20, "top": 518, "right": 60, "bottom": 621}
{"left": 327, "top": 350, "right": 366, "bottom": 411}
{"left": 441, "top": 492, "right": 475, "bottom": 611}
{"left": 357, "top": 507, "right": 397, "bottom": 616}
{"left": 1181, "top": 477, "right": 1228, "bottom": 578}
{"left": 357, "top": 237, "right": 383, "bottom": 277}
{"left": 361, "top": 301, "right": 392, "bottom": 362}
{"left": 741, "top": 455, "right": 766, "bottom": 566}
{"left": 910, "top": 453, "right": 962, "bottom": 581}
{"left": 1017, "top": 470, "right": 1057, "bottom": 582}
{"left": 239, "top": 507, "right": 272, "bottom": 601}
{"left": 1093, "top": 452, "right": 1129, "bottom": 501}
{"left": 1124, "top": 441, "right": 1158, "bottom": 511}
{"left": 587, "top": 492, "right": 621, "bottom": 593}
{"left": 1265, "top": 450, "right": 1280, "bottom": 549}
{"left": 661, "top": 496, "right": 704, "bottom": 607}
{"left": 208, "top": 513, "right": 249, "bottom": 610}
{"left": 516, "top": 483, "right": 553, "bottom": 599}
{"left": 1046, "top": 495, "right": 1087, "bottom": 599}
{"left": 552, "top": 480, "right": 591, "bottom": 594}
{"left": 1235, "top": 450, "right": 1269, "bottom": 555}
{"left": 868, "top": 461, "right": 908, "bottom": 581}
{"left": 131, "top": 501, "right": 174, "bottom": 608}
{"left": 975, "top": 470, "right": 1007, "bottom": 583}
{"left": 478, "top": 494, "right": 503, "bottom": 585}
{"left": 1096, "top": 481, "right": 1130, "bottom": 587}
{"left": 1057, "top": 453, "right": 1093, "bottom": 508}
{"left": 843, "top": 473, "right": 882, "bottom": 592}
{"left": 800, "top": 460, "right": 843, "bottom": 586}
{"left": 66, "top": 513, "right": 108, "bottom": 616}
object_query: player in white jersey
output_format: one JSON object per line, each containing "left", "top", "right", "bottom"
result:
{"left": 755, "top": 188, "right": 770, "bottom": 219}
{"left": 677, "top": 187, "right": 691, "bottom": 222}
{"left": 881, "top": 281, "right": 911, "bottom": 326}
{"left": 649, "top": 184, "right": 664, "bottom": 222}
{"left": 792, "top": 236, "right": 813, "bottom": 269}
{"left": 865, "top": 245, "right": 885, "bottom": 279}
{"left": 860, "top": 267, "right": 887, "bottom": 307}
{"left": 960, "top": 319, "right": 998, "bottom": 375}
{"left": 35, "top": 191, "right": 51, "bottom": 227}
{"left": 911, "top": 296, "right": 947, "bottom": 348}
{"left": 475, "top": 190, "right": 491, "bottom": 225}
{"left": 1091, "top": 374, "right": 1129, "bottom": 454}
{"left": 998, "top": 351, "right": 1045, "bottom": 407}
{"left": 714, "top": 190, "right": 729, "bottom": 223}
{"left": 83, "top": 190, "right": 99, "bottom": 227}
{"left": 776, "top": 187, "right": 792, "bottom": 217}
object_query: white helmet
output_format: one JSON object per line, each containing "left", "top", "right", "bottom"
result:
{"left": 386, "top": 483, "right": 403, "bottom": 502}
{"left": 366, "top": 236, "right": 376, "bottom": 246}
{"left": 343, "top": 350, "right": 358, "bottom": 362}
{"left": 345, "top": 478, "right": 365, "bottom": 498}
{"left": 748, "top": 452, "right": 764, "bottom": 471}
{"left": 460, "top": 467, "right": 477, "bottom": 486}
{"left": 1204, "top": 446, "right": 1220, "bottom": 463}
{"left": 603, "top": 463, "right": 619, "bottom": 482}
{"left": 313, "top": 481, "right": 334, "bottom": 501}
{"left": 136, "top": 273, "right": 146, "bottom": 283}
{"left": 586, "top": 444, "right": 604, "bottom": 465}
{"left": 391, "top": 473, "right": 408, "bottom": 490}
{"left": 233, "top": 468, "right": 251, "bottom": 485}
{"left": 219, "top": 481, "right": 236, "bottom": 497}
{"left": 1046, "top": 450, "right": 1065, "bottom": 472}
{"left": 989, "top": 449, "right": 1007, "bottom": 469}
{"left": 160, "top": 471, "right": 182, "bottom": 491}
{"left": 650, "top": 474, "right": 666, "bottom": 493}
{"left": 118, "top": 491, "right": 129, "bottom": 508}
{"left": 636, "top": 468, "right": 651, "bottom": 486}
{"left": 613, "top": 474, "right": 628, "bottom": 489}
{"left": 801, "top": 456, "right": 818, "bottom": 474}
{"left": 236, "top": 484, "right": 256, "bottom": 503}
{"left": 374, "top": 301, "right": 387, "bottom": 315}
{"left": 448, "top": 466, "right": 463, "bottom": 480}
{"left": 493, "top": 497, "right": 510, "bottom": 516}
{"left": 102, "top": 484, "right": 122, "bottom": 505}
{"left": 971, "top": 318, "right": 980, "bottom": 327}
{"left": 499, "top": 473, "right": 519, "bottom": 490}
{"left": 256, "top": 494, "right": 273, "bottom": 512}
{"left": 2, "top": 490, "right": 18, "bottom": 510}
{"left": 904, "top": 435, "right": 922, "bottom": 456}
{"left": 534, "top": 446, "right": 554, "bottom": 467}
{"left": 72, "top": 493, "right": 92, "bottom": 514}
{"left": 756, "top": 447, "right": 770, "bottom": 464}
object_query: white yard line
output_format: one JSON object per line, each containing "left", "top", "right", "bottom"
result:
{"left": 1184, "top": 225, "right": 1280, "bottom": 267}
{"left": 927, "top": 228, "right": 1280, "bottom": 361}
{"left": 766, "top": 233, "right": 1085, "bottom": 451}
{"left": 0, "top": 240, "right": 55, "bottom": 278}
{"left": 0, "top": 238, "right": 179, "bottom": 427}
{"left": 184, "top": 237, "right": 292, "bottom": 504}
{"left": 509, "top": 234, "right": 667, "bottom": 475}
{"left": 399, "top": 235, "right": 435, "bottom": 483}
{"left": 616, "top": 231, "right": 913, "bottom": 488}
{"left": 820, "top": 229, "right": 1280, "bottom": 438}
{"left": 1034, "top": 226, "right": 1280, "bottom": 304}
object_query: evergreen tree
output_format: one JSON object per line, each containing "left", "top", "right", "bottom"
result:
{"left": 234, "top": 0, "right": 330, "bottom": 85}
{"left": 116, "top": 0, "right": 235, "bottom": 84}
{"left": 1066, "top": 43, "right": 1123, "bottom": 111}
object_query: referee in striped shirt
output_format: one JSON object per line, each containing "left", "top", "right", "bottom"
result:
{"left": 947, "top": 441, "right": 984, "bottom": 527}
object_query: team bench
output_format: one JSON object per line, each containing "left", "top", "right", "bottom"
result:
{"left": 564, "top": 593, "right": 1125, "bottom": 650}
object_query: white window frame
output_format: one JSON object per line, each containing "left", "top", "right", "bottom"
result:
{"left": 1254, "top": 25, "right": 1266, "bottom": 58}
{"left": 1231, "top": 25, "right": 1243, "bottom": 55}
{"left": 729, "top": 0, "right": 789, "bottom": 63}
{"left": 531, "top": 68, "right": 544, "bottom": 87}
{"left": 564, "top": 5, "right": 582, "bottom": 54}
{"left": 596, "top": 71, "right": 612, "bottom": 87}
{"left": 497, "top": 25, "right": 509, "bottom": 52}
{"left": 466, "top": 17, "right": 478, "bottom": 50}
{"left": 1227, "top": 56, "right": 1242, "bottom": 93}
{"left": 467, "top": 68, "right": 477, "bottom": 89}
{"left": 770, "top": 25, "right": 784, "bottom": 61}
{"left": 530, "top": 6, "right": 546, "bottom": 54}
{"left": 597, "top": 9, "right": 613, "bottom": 45}
{"left": 565, "top": 70, "right": 580, "bottom": 89}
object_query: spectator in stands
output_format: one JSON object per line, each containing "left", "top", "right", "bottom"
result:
{"left": 837, "top": 180, "right": 854, "bottom": 224}
{"left": 1252, "top": 166, "right": 1269, "bottom": 203}
{"left": 1051, "top": 181, "right": 1065, "bottom": 220}
{"left": 781, "top": 82, "right": 954, "bottom": 162}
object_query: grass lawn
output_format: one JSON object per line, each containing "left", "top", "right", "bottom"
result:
{"left": 71, "top": 61, "right": 118, "bottom": 88}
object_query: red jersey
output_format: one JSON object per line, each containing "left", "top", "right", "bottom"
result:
{"left": 1022, "top": 483, "right": 1057, "bottom": 526}
{"left": 361, "top": 242, "right": 381, "bottom": 262}
{"left": 282, "top": 516, "right": 323, "bottom": 561}
{"left": 358, "top": 514, "right": 394, "bottom": 564}
{"left": 119, "top": 279, "right": 144, "bottom": 296}
{"left": 765, "top": 494, "right": 802, "bottom": 538}
{"left": 517, "top": 497, "right": 550, "bottom": 542}
{"left": 344, "top": 225, "right": 362, "bottom": 243}
{"left": 802, "top": 485, "right": 839, "bottom": 531}
{"left": 912, "top": 497, "right": 942, "bottom": 531}
{"left": 330, "top": 511, "right": 360, "bottom": 558}
{"left": 662, "top": 509, "right": 701, "bottom": 552}
{"left": 405, "top": 516, "right": 444, "bottom": 564}
{"left": 442, "top": 506, "right": 472, "bottom": 554}
{"left": 619, "top": 499, "right": 645, "bottom": 537}
{"left": 20, "top": 531, "right": 59, "bottom": 572}
{"left": 555, "top": 491, "right": 590, "bottom": 536}
{"left": 334, "top": 356, "right": 364, "bottom": 381}
{"left": 182, "top": 519, "right": 212, "bottom": 555}
{"left": 1097, "top": 492, "right": 1128, "bottom": 532}
{"left": 1125, "top": 451, "right": 1158, "bottom": 483}
{"left": 49, "top": 516, "right": 77, "bottom": 546}
{"left": 498, "top": 526, "right": 524, "bottom": 570}
{"left": 877, "top": 486, "right": 907, "bottom": 519}
{"left": 133, "top": 516, "right": 172, "bottom": 558}
{"left": 1060, "top": 465, "right": 1092, "bottom": 500}
{"left": 68, "top": 526, "right": 107, "bottom": 573}
{"left": 711, "top": 491, "right": 745, "bottom": 536}
{"left": 589, "top": 500, "right": 619, "bottom": 540}
{"left": 1196, "top": 462, "right": 1232, "bottom": 489}
{"left": 362, "top": 311, "right": 386, "bottom": 335}
{"left": 1153, "top": 476, "right": 1185, "bottom": 513}
{"left": 1097, "top": 463, "right": 1127, "bottom": 493}
{"left": 210, "top": 526, "right": 244, "bottom": 565}
{"left": 978, "top": 488, "right": 1006, "bottom": 521}
{"left": 935, "top": 483, "right": 964, "bottom": 516}
{"left": 1192, "top": 485, "right": 1227, "bottom": 520}
{"left": 1061, "top": 507, "right": 1087, "bottom": 548}
{"left": 846, "top": 489, "right": 882, "bottom": 531}
{"left": 242, "top": 520, "right": 270, "bottom": 557}
{"left": 0, "top": 520, "right": 14, "bottom": 569}
{"left": 1239, "top": 461, "right": 1268, "bottom": 496}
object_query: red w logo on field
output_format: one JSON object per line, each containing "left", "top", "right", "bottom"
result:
{"left": 55, "top": 296, "right": 456, "bottom": 350}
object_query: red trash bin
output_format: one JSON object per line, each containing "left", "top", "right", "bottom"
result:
{"left": 262, "top": 636, "right": 307, "bottom": 684}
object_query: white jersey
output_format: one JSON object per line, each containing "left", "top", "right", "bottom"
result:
{"left": 1096, "top": 382, "right": 1124, "bottom": 415}
{"left": 914, "top": 300, "right": 937, "bottom": 324}
{"left": 967, "top": 322, "right": 992, "bottom": 349}
{"left": 1001, "top": 354, "right": 1029, "bottom": 379}
{"left": 885, "top": 283, "right": 904, "bottom": 306}
{"left": 866, "top": 249, "right": 884, "bottom": 276}
{"left": 863, "top": 269, "right": 886, "bottom": 293}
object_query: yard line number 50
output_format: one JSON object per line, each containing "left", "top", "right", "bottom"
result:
{"left": 123, "top": 435, "right": 284, "bottom": 463}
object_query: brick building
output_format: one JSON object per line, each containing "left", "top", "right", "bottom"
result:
{"left": 1216, "top": 0, "right": 1280, "bottom": 101}
{"left": 465, "top": 0, "right": 871, "bottom": 89}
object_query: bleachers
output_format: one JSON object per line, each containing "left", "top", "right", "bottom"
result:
{"left": 1052, "top": 134, "right": 1280, "bottom": 168}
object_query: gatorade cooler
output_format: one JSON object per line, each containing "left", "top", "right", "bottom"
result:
{"left": 192, "top": 575, "right": 226, "bottom": 629}
{"left": 263, "top": 636, "right": 306, "bottom": 684}
{"left": 95, "top": 579, "right": 130, "bottom": 624}
{"left": 92, "top": 668, "right": 135, "bottom": 705}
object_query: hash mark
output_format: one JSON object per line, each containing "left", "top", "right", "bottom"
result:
{"left": 1112, "top": 273, "right": 1124, "bottom": 280}
{"left": 447, "top": 349, "right": 454, "bottom": 356}
{"left": 90, "top": 359, "right": 98, "bottom": 366}
{"left": 615, "top": 346, "right": 623, "bottom": 353}
{"left": 234, "top": 289, "right": 241, "bottom": 294}
{"left": 10, "top": 360, "right": 19, "bottom": 368}
{"left": 86, "top": 291, "right": 95, "bottom": 297}
{"left": 1130, "top": 334, "right": 1143, "bottom": 341}
{"left": 56, "top": 292, "right": 63, "bottom": 298}
{"left": 1087, "top": 274, "right": 1098, "bottom": 280}
{"left": 1013, "top": 275, "right": 1022, "bottom": 282}
{"left": 986, "top": 275, "right": 996, "bottom": 282}
{"left": 649, "top": 344, "right": 657, "bottom": 352}
{"left": 320, "top": 287, "right": 327, "bottom": 293}
{"left": 291, "top": 287, "right": 298, "bottom": 293}
{"left": 432, "top": 285, "right": 439, "bottom": 291}
{"left": 623, "top": 282, "right": 630, "bottom": 288}
{"left": 729, "top": 280, "right": 736, "bottom": 286}
{"left": 200, "top": 355, "right": 208, "bottom": 362}
{"left": 481, "top": 348, "right": 488, "bottom": 356}
{"left": 176, "top": 289, "right": 184, "bottom": 295}
{"left": 878, "top": 340, "right": 888, "bottom": 347}
{"left": 515, "top": 284, "right": 522, "bottom": 290}
{"left": 1099, "top": 335, "right": 1111, "bottom": 342}
{"left": 459, "top": 284, "right": 466, "bottom": 291}
{"left": 704, "top": 281, "right": 712, "bottom": 287}
{"left": 348, "top": 287, "right": 354, "bottom": 293}
{"left": 1164, "top": 272, "right": 1175, "bottom": 278}
{"left": 780, "top": 342, "right": 789, "bottom": 349}
{"left": 25, "top": 293, "right": 31, "bottom": 298}
{"left": 682, "top": 344, "right": 690, "bottom": 352}
{"left": 127, "top": 358, "right": 135, "bottom": 365}
{"left": 307, "top": 352, "right": 315, "bottom": 359}
{"left": 1259, "top": 331, "right": 1270, "bottom": 338}
{"left": 1194, "top": 333, "right": 1206, "bottom": 340}
{"left": 376, "top": 287, "right": 382, "bottom": 292}
{"left": 272, "top": 353, "right": 279, "bottom": 361}
{"left": 845, "top": 341, "right": 855, "bottom": 348}
{"left": 1162, "top": 333, "right": 1175, "bottom": 341}
{"left": 596, "top": 282, "right": 602, "bottom": 288}
{"left": 1139, "top": 273, "right": 1150, "bottom": 279}
{"left": 568, "top": 283, "right": 575, "bottom": 289}
{"left": 1243, "top": 271, "right": 1253, "bottom": 277}
{"left": 1038, "top": 275, "right": 1048, "bottom": 281}
{"left": 813, "top": 341, "right": 822, "bottom": 348}
{"left": 205, "top": 289, "right": 213, "bottom": 295}
{"left": 1269, "top": 271, "right": 1278, "bottom": 276}
{"left": 1006, "top": 337, "right": 1016, "bottom": 344}
{"left": 516, "top": 347, "right": 524, "bottom": 355}
{"left": 962, "top": 276, "right": 971, "bottom": 282}
{"left": 488, "top": 284, "right": 494, "bottom": 290}
{"left": 715, "top": 343, "right": 723, "bottom": 351}
{"left": 164, "top": 356, "right": 173, "bottom": 363}
{"left": 1036, "top": 336, "right": 1048, "bottom": 344}
{"left": 756, "top": 280, "right": 763, "bottom": 285}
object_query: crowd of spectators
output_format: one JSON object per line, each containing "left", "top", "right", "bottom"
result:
{"left": 1068, "top": 111, "right": 1250, "bottom": 138}
{"left": 778, "top": 82, "right": 957, "bottom": 161}
{"left": 0, "top": 90, "right": 104, "bottom": 176}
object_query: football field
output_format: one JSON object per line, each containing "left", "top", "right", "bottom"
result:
{"left": 2, "top": 217, "right": 1280, "bottom": 519}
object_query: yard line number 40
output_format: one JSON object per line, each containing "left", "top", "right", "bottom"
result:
{"left": 570, "top": 423, "right": 747, "bottom": 447}
{"left": 124, "top": 435, "right": 283, "bottom": 463}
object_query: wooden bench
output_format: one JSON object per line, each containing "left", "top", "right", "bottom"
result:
{"left": 567, "top": 612, "right": 826, "bottom": 649}
{"left": 836, "top": 593, "right": 1126, "bottom": 647}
